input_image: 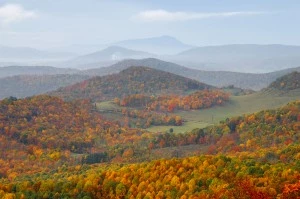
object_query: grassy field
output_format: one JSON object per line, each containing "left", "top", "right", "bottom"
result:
{"left": 96, "top": 101, "right": 120, "bottom": 111}
{"left": 147, "top": 89, "right": 300, "bottom": 133}
{"left": 96, "top": 89, "right": 300, "bottom": 134}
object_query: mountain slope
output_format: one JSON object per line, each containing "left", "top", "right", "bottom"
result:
{"left": 0, "top": 65, "right": 79, "bottom": 78}
{"left": 172, "top": 44, "right": 300, "bottom": 72}
{"left": 82, "top": 58, "right": 300, "bottom": 90}
{"left": 115, "top": 35, "right": 194, "bottom": 54}
{"left": 0, "top": 74, "right": 90, "bottom": 99}
{"left": 51, "top": 66, "right": 213, "bottom": 101}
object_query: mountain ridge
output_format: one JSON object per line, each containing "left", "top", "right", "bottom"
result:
{"left": 83, "top": 58, "right": 300, "bottom": 90}
{"left": 1, "top": 59, "right": 300, "bottom": 100}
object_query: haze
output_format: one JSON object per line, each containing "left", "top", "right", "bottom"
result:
{"left": 1, "top": 0, "right": 300, "bottom": 50}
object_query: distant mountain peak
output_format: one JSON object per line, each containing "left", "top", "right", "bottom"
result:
{"left": 114, "top": 35, "right": 194, "bottom": 54}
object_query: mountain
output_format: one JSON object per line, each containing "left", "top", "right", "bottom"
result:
{"left": 0, "top": 74, "right": 89, "bottom": 99}
{"left": 0, "top": 45, "right": 76, "bottom": 62}
{"left": 114, "top": 35, "right": 194, "bottom": 54}
{"left": 82, "top": 58, "right": 300, "bottom": 90}
{"left": 0, "top": 65, "right": 79, "bottom": 78}
{"left": 171, "top": 44, "right": 300, "bottom": 73}
{"left": 50, "top": 35, "right": 193, "bottom": 55}
{"left": 51, "top": 66, "right": 213, "bottom": 101}
{"left": 64, "top": 46, "right": 155, "bottom": 68}
{"left": 267, "top": 71, "right": 300, "bottom": 91}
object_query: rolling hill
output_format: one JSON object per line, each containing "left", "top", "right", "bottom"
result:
{"left": 51, "top": 66, "right": 213, "bottom": 101}
{"left": 0, "top": 74, "right": 90, "bottom": 99}
{"left": 82, "top": 58, "right": 300, "bottom": 90}
{"left": 0, "top": 65, "right": 79, "bottom": 78}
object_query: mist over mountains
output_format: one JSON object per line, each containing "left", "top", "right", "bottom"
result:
{"left": 1, "top": 35, "right": 300, "bottom": 73}
{"left": 172, "top": 44, "right": 300, "bottom": 72}
{"left": 49, "top": 35, "right": 193, "bottom": 55}
{"left": 60, "top": 46, "right": 155, "bottom": 69}
{"left": 0, "top": 45, "right": 77, "bottom": 62}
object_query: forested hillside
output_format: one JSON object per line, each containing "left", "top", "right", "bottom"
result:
{"left": 0, "top": 96, "right": 299, "bottom": 198}
{"left": 51, "top": 66, "right": 212, "bottom": 101}
{"left": 268, "top": 71, "right": 300, "bottom": 91}
{"left": 1, "top": 155, "right": 299, "bottom": 198}
{"left": 117, "top": 90, "right": 229, "bottom": 112}
{"left": 0, "top": 96, "right": 157, "bottom": 178}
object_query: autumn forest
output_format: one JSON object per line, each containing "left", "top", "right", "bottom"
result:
{"left": 0, "top": 64, "right": 299, "bottom": 199}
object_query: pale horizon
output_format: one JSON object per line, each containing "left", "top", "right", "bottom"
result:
{"left": 0, "top": 0, "right": 299, "bottom": 50}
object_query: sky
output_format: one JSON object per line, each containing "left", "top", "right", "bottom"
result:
{"left": 0, "top": 0, "right": 299, "bottom": 49}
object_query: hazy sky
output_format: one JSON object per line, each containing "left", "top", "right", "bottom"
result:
{"left": 0, "top": 0, "right": 299, "bottom": 49}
